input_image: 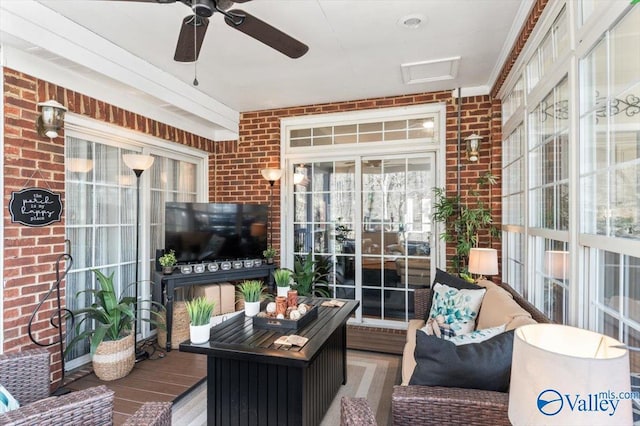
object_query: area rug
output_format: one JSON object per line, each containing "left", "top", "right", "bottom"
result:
{"left": 172, "top": 350, "right": 401, "bottom": 426}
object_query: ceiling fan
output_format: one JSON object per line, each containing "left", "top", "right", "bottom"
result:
{"left": 112, "top": 0, "right": 309, "bottom": 62}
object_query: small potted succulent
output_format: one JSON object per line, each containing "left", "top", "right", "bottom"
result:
{"left": 262, "top": 246, "right": 277, "bottom": 264}
{"left": 273, "top": 268, "right": 293, "bottom": 297}
{"left": 159, "top": 250, "right": 177, "bottom": 274}
{"left": 236, "top": 280, "right": 270, "bottom": 317}
{"left": 185, "top": 296, "right": 216, "bottom": 344}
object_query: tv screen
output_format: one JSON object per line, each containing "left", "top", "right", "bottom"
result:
{"left": 165, "top": 202, "right": 268, "bottom": 263}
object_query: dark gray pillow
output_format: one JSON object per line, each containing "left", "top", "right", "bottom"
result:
{"left": 425, "top": 269, "right": 483, "bottom": 319}
{"left": 409, "top": 329, "right": 514, "bottom": 392}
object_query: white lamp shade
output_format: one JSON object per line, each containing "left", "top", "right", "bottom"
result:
{"left": 545, "top": 250, "right": 569, "bottom": 279}
{"left": 123, "top": 154, "right": 154, "bottom": 172}
{"left": 468, "top": 248, "right": 498, "bottom": 276}
{"left": 509, "top": 324, "right": 632, "bottom": 426}
{"left": 261, "top": 168, "right": 283, "bottom": 182}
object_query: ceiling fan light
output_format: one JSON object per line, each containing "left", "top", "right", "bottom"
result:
{"left": 192, "top": 0, "right": 214, "bottom": 18}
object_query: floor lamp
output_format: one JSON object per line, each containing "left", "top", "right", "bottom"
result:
{"left": 260, "top": 168, "right": 282, "bottom": 249}
{"left": 123, "top": 153, "right": 155, "bottom": 362}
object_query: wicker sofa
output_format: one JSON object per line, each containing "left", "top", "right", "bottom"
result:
{"left": 341, "top": 280, "right": 550, "bottom": 426}
{"left": 0, "top": 348, "right": 172, "bottom": 426}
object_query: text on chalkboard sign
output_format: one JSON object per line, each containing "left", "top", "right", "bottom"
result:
{"left": 9, "top": 188, "right": 63, "bottom": 227}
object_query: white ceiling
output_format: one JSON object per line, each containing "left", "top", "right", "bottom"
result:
{"left": 0, "top": 0, "right": 533, "bottom": 139}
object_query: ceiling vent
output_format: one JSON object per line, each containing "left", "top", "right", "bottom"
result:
{"left": 401, "top": 56, "right": 460, "bottom": 85}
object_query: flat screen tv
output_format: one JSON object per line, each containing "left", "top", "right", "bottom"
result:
{"left": 164, "top": 202, "right": 268, "bottom": 263}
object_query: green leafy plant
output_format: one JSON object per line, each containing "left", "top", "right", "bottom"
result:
{"left": 273, "top": 268, "right": 293, "bottom": 288}
{"left": 292, "top": 254, "right": 331, "bottom": 297}
{"left": 262, "top": 246, "right": 277, "bottom": 259}
{"left": 65, "top": 270, "right": 165, "bottom": 355}
{"left": 158, "top": 250, "right": 177, "bottom": 267}
{"left": 185, "top": 296, "right": 216, "bottom": 326}
{"left": 432, "top": 171, "right": 500, "bottom": 273}
{"left": 236, "top": 280, "right": 270, "bottom": 303}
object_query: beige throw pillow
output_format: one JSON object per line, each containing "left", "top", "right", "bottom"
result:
{"left": 477, "top": 283, "right": 533, "bottom": 330}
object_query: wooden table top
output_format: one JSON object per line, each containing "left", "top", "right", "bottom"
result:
{"left": 179, "top": 298, "right": 359, "bottom": 368}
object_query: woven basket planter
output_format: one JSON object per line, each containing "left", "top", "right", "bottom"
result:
{"left": 157, "top": 301, "right": 190, "bottom": 349}
{"left": 92, "top": 332, "right": 134, "bottom": 381}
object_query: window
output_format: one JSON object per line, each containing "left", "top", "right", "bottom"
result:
{"left": 579, "top": 5, "right": 640, "bottom": 373}
{"left": 284, "top": 105, "right": 443, "bottom": 325}
{"left": 501, "top": 1, "right": 639, "bottom": 337}
{"left": 64, "top": 119, "right": 205, "bottom": 368}
{"left": 528, "top": 77, "right": 570, "bottom": 230}
{"left": 503, "top": 124, "right": 525, "bottom": 226}
{"left": 526, "top": 7, "right": 568, "bottom": 93}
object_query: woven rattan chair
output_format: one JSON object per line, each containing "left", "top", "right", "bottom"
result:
{"left": 0, "top": 348, "right": 172, "bottom": 426}
{"left": 341, "top": 285, "right": 550, "bottom": 426}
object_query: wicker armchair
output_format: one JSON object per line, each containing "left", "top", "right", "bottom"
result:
{"left": 341, "top": 284, "right": 550, "bottom": 426}
{"left": 0, "top": 348, "right": 171, "bottom": 426}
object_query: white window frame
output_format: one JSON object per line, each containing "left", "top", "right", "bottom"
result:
{"left": 280, "top": 104, "right": 446, "bottom": 326}
{"left": 63, "top": 113, "right": 208, "bottom": 369}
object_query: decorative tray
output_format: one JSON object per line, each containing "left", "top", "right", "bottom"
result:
{"left": 252, "top": 303, "right": 318, "bottom": 331}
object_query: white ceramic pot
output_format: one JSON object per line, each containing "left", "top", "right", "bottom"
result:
{"left": 244, "top": 301, "right": 261, "bottom": 317}
{"left": 189, "top": 323, "right": 211, "bottom": 344}
{"left": 276, "top": 286, "right": 290, "bottom": 298}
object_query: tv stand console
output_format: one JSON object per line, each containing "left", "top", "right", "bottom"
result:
{"left": 152, "top": 264, "right": 276, "bottom": 351}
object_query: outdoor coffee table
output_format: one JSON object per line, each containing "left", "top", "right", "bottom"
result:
{"left": 179, "top": 298, "right": 359, "bottom": 426}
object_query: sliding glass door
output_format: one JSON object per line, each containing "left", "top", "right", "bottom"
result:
{"left": 290, "top": 154, "right": 434, "bottom": 323}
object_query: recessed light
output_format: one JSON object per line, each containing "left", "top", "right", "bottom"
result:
{"left": 398, "top": 14, "right": 425, "bottom": 29}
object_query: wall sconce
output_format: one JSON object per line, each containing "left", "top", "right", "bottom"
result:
{"left": 36, "top": 100, "right": 67, "bottom": 139}
{"left": 465, "top": 133, "right": 482, "bottom": 162}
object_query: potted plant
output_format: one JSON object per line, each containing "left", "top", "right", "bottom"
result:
{"left": 263, "top": 246, "right": 277, "bottom": 264}
{"left": 65, "top": 270, "right": 165, "bottom": 381}
{"left": 292, "top": 254, "right": 331, "bottom": 297}
{"left": 185, "top": 296, "right": 216, "bottom": 344}
{"left": 236, "top": 280, "right": 269, "bottom": 317}
{"left": 432, "top": 171, "right": 500, "bottom": 274}
{"left": 273, "top": 268, "right": 293, "bottom": 297}
{"left": 159, "top": 249, "right": 177, "bottom": 274}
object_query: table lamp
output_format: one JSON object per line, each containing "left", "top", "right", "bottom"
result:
{"left": 509, "top": 323, "right": 632, "bottom": 425}
{"left": 468, "top": 247, "right": 498, "bottom": 280}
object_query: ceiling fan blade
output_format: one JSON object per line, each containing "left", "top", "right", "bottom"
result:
{"left": 174, "top": 15, "right": 209, "bottom": 62}
{"left": 224, "top": 9, "right": 308, "bottom": 59}
{"left": 106, "top": 0, "right": 177, "bottom": 3}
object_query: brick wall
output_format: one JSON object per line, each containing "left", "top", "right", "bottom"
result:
{"left": 2, "top": 67, "right": 215, "bottom": 387}
{"left": 210, "top": 91, "right": 501, "bottom": 272}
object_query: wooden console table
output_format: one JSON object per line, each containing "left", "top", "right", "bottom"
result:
{"left": 152, "top": 264, "right": 276, "bottom": 351}
{"left": 180, "top": 299, "right": 359, "bottom": 426}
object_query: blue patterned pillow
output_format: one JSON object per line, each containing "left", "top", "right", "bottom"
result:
{"left": 0, "top": 384, "right": 19, "bottom": 413}
{"left": 428, "top": 283, "right": 486, "bottom": 335}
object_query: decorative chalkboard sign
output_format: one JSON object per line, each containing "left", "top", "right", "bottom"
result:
{"left": 9, "top": 188, "right": 63, "bottom": 227}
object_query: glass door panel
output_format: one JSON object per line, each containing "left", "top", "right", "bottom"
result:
{"left": 361, "top": 156, "right": 434, "bottom": 321}
{"left": 291, "top": 155, "right": 434, "bottom": 323}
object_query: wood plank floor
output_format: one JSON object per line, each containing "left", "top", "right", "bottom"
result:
{"left": 66, "top": 349, "right": 206, "bottom": 425}
{"left": 63, "top": 326, "right": 403, "bottom": 424}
